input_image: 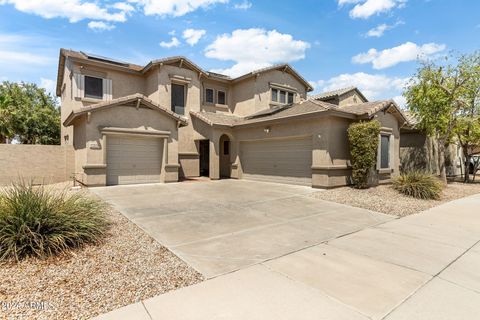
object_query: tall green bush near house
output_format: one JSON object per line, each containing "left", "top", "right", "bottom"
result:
{"left": 348, "top": 120, "right": 381, "bottom": 189}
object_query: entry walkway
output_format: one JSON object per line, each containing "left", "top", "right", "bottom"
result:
{"left": 94, "top": 192, "right": 480, "bottom": 320}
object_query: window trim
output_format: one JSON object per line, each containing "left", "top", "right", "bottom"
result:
{"left": 171, "top": 82, "right": 186, "bottom": 115}
{"left": 377, "top": 132, "right": 394, "bottom": 172}
{"left": 84, "top": 75, "right": 103, "bottom": 100}
{"left": 270, "top": 87, "right": 296, "bottom": 105}
{"left": 217, "top": 90, "right": 227, "bottom": 105}
{"left": 205, "top": 87, "right": 215, "bottom": 104}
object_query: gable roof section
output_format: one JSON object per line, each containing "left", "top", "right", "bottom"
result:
{"left": 56, "top": 49, "right": 313, "bottom": 96}
{"left": 309, "top": 86, "right": 368, "bottom": 103}
{"left": 191, "top": 99, "right": 411, "bottom": 128}
{"left": 63, "top": 93, "right": 188, "bottom": 127}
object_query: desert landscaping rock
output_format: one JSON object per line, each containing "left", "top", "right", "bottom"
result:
{"left": 0, "top": 205, "right": 203, "bottom": 320}
{"left": 311, "top": 182, "right": 480, "bottom": 216}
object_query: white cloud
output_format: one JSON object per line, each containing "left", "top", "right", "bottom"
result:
{"left": 168, "top": 30, "right": 176, "bottom": 35}
{"left": 0, "top": 0, "right": 130, "bottom": 23}
{"left": 0, "top": 33, "right": 53, "bottom": 66}
{"left": 88, "top": 21, "right": 116, "bottom": 31}
{"left": 352, "top": 41, "right": 446, "bottom": 69}
{"left": 112, "top": 2, "right": 135, "bottom": 13}
{"left": 159, "top": 37, "right": 181, "bottom": 48}
{"left": 365, "top": 20, "right": 404, "bottom": 37}
{"left": 234, "top": 0, "right": 252, "bottom": 9}
{"left": 338, "top": 0, "right": 406, "bottom": 19}
{"left": 311, "top": 72, "right": 408, "bottom": 101}
{"left": 40, "top": 78, "right": 55, "bottom": 95}
{"left": 182, "top": 28, "right": 206, "bottom": 46}
{"left": 135, "top": 0, "right": 228, "bottom": 17}
{"left": 205, "top": 28, "right": 310, "bottom": 77}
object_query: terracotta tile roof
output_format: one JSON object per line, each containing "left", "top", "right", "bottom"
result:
{"left": 63, "top": 93, "right": 188, "bottom": 126}
{"left": 191, "top": 99, "right": 411, "bottom": 128}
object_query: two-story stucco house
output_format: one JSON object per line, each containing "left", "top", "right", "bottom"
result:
{"left": 56, "top": 49, "right": 408, "bottom": 188}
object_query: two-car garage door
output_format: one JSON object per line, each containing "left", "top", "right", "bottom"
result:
{"left": 106, "top": 135, "right": 163, "bottom": 185}
{"left": 240, "top": 136, "right": 312, "bottom": 186}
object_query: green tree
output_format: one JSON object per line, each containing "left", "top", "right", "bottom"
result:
{"left": 404, "top": 52, "right": 480, "bottom": 183}
{"left": 0, "top": 81, "right": 60, "bottom": 144}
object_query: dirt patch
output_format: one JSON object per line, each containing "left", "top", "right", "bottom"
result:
{"left": 311, "top": 182, "right": 480, "bottom": 217}
{"left": 0, "top": 206, "right": 203, "bottom": 319}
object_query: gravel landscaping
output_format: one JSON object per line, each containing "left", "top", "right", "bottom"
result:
{"left": 311, "top": 182, "right": 480, "bottom": 217}
{"left": 0, "top": 197, "right": 203, "bottom": 320}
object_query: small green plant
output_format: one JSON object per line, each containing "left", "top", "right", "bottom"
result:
{"left": 0, "top": 182, "right": 109, "bottom": 261}
{"left": 392, "top": 171, "right": 443, "bottom": 200}
{"left": 348, "top": 120, "right": 381, "bottom": 188}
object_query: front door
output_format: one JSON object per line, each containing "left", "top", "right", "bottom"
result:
{"left": 199, "top": 140, "right": 210, "bottom": 177}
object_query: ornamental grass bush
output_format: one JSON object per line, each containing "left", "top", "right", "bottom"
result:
{"left": 0, "top": 182, "right": 109, "bottom": 262}
{"left": 392, "top": 171, "right": 443, "bottom": 200}
{"left": 348, "top": 120, "right": 381, "bottom": 189}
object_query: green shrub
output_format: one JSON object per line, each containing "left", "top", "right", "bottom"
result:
{"left": 348, "top": 120, "right": 381, "bottom": 188}
{"left": 392, "top": 171, "right": 443, "bottom": 200}
{"left": 0, "top": 182, "right": 109, "bottom": 261}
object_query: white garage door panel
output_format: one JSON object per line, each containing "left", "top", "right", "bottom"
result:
{"left": 107, "top": 136, "right": 163, "bottom": 185}
{"left": 240, "top": 137, "right": 312, "bottom": 186}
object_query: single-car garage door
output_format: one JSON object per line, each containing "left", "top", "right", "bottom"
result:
{"left": 106, "top": 135, "right": 163, "bottom": 185}
{"left": 240, "top": 136, "right": 312, "bottom": 186}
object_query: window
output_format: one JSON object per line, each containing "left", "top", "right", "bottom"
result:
{"left": 217, "top": 90, "right": 226, "bottom": 105}
{"left": 84, "top": 76, "right": 103, "bottom": 99}
{"left": 271, "top": 88, "right": 295, "bottom": 105}
{"left": 271, "top": 88, "right": 278, "bottom": 102}
{"left": 380, "top": 135, "right": 390, "bottom": 169}
{"left": 288, "top": 92, "right": 294, "bottom": 104}
{"left": 171, "top": 83, "right": 185, "bottom": 115}
{"left": 223, "top": 140, "right": 230, "bottom": 155}
{"left": 205, "top": 88, "right": 214, "bottom": 104}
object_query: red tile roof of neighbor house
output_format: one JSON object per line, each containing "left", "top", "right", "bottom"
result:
{"left": 63, "top": 94, "right": 188, "bottom": 127}
{"left": 190, "top": 99, "right": 410, "bottom": 128}
{"left": 56, "top": 49, "right": 314, "bottom": 96}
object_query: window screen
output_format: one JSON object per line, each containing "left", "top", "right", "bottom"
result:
{"left": 217, "top": 91, "right": 226, "bottom": 105}
{"left": 171, "top": 84, "right": 185, "bottom": 114}
{"left": 380, "top": 135, "right": 390, "bottom": 169}
{"left": 84, "top": 76, "right": 103, "bottom": 99}
{"left": 205, "top": 88, "right": 214, "bottom": 103}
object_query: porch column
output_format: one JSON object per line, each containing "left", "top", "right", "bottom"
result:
{"left": 209, "top": 138, "right": 220, "bottom": 180}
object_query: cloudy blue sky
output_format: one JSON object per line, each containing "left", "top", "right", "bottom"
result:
{"left": 0, "top": 0, "right": 478, "bottom": 106}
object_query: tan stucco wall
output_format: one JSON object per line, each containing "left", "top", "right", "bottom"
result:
{"left": 72, "top": 105, "right": 180, "bottom": 186}
{"left": 61, "top": 58, "right": 146, "bottom": 145}
{"left": 0, "top": 145, "right": 74, "bottom": 185}
{"left": 230, "top": 70, "right": 307, "bottom": 117}
{"left": 338, "top": 91, "right": 366, "bottom": 106}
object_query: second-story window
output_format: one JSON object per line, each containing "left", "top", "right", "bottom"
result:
{"left": 217, "top": 90, "right": 226, "bottom": 105}
{"left": 171, "top": 83, "right": 185, "bottom": 115}
{"left": 205, "top": 88, "right": 214, "bottom": 104}
{"left": 271, "top": 88, "right": 295, "bottom": 105}
{"left": 84, "top": 76, "right": 103, "bottom": 99}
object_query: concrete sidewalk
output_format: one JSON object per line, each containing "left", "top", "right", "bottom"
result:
{"left": 94, "top": 194, "right": 480, "bottom": 320}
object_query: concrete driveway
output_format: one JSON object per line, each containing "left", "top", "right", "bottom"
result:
{"left": 92, "top": 179, "right": 392, "bottom": 278}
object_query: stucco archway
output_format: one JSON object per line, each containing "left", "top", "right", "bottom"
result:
{"left": 219, "top": 134, "right": 232, "bottom": 178}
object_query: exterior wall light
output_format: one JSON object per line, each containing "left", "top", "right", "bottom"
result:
{"left": 264, "top": 127, "right": 271, "bottom": 133}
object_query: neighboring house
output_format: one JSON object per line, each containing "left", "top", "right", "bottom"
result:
{"left": 56, "top": 49, "right": 408, "bottom": 187}
{"left": 309, "top": 86, "right": 368, "bottom": 106}
{"left": 400, "top": 111, "right": 465, "bottom": 177}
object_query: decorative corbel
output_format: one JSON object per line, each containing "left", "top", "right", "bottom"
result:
{"left": 87, "top": 112, "right": 91, "bottom": 123}
{"left": 179, "top": 59, "right": 184, "bottom": 69}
